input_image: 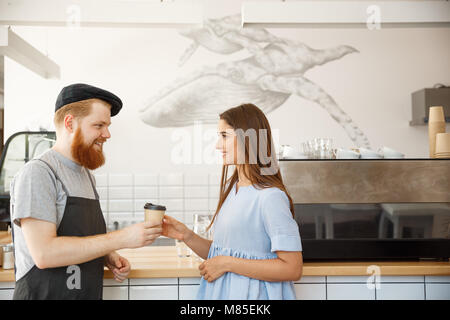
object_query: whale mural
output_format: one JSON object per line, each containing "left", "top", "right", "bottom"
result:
{"left": 139, "top": 14, "right": 371, "bottom": 148}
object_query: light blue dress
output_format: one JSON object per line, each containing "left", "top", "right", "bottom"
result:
{"left": 196, "top": 182, "right": 302, "bottom": 300}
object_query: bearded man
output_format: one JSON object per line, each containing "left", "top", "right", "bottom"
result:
{"left": 9, "top": 83, "right": 162, "bottom": 300}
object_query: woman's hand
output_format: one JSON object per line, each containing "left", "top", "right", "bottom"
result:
{"left": 105, "top": 251, "right": 131, "bottom": 283}
{"left": 199, "top": 256, "right": 232, "bottom": 283}
{"left": 162, "top": 215, "right": 192, "bottom": 242}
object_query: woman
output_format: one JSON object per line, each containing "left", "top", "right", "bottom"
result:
{"left": 162, "top": 103, "right": 303, "bottom": 299}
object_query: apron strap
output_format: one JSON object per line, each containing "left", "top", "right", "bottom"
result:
{"left": 85, "top": 168, "right": 99, "bottom": 200}
{"left": 34, "top": 159, "right": 70, "bottom": 196}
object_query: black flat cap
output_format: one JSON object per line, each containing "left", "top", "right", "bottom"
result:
{"left": 55, "top": 83, "right": 122, "bottom": 117}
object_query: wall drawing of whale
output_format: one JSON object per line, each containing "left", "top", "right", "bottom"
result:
{"left": 140, "top": 14, "right": 371, "bottom": 148}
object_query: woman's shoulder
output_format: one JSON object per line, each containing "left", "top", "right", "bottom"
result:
{"left": 256, "top": 186, "right": 289, "bottom": 203}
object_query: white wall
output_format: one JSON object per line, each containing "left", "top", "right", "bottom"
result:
{"left": 4, "top": 0, "right": 450, "bottom": 177}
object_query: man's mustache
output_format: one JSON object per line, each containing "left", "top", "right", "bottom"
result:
{"left": 92, "top": 139, "right": 107, "bottom": 145}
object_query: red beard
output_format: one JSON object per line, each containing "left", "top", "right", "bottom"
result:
{"left": 71, "top": 128, "right": 105, "bottom": 170}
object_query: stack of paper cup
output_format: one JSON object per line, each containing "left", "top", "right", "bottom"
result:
{"left": 435, "top": 133, "right": 450, "bottom": 158}
{"left": 428, "top": 106, "right": 446, "bottom": 158}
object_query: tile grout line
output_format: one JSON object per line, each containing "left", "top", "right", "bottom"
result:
{"left": 132, "top": 173, "right": 135, "bottom": 218}
{"left": 157, "top": 173, "right": 160, "bottom": 211}
{"left": 424, "top": 277, "right": 428, "bottom": 300}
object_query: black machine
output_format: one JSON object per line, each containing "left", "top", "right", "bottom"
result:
{"left": 293, "top": 202, "right": 450, "bottom": 261}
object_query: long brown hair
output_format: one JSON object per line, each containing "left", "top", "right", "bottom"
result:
{"left": 208, "top": 103, "right": 294, "bottom": 230}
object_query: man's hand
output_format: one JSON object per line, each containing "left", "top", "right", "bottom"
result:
{"left": 118, "top": 221, "right": 163, "bottom": 249}
{"left": 105, "top": 251, "right": 130, "bottom": 283}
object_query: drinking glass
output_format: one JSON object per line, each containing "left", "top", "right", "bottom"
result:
{"left": 313, "top": 138, "right": 333, "bottom": 159}
{"left": 307, "top": 140, "right": 317, "bottom": 159}
{"left": 194, "top": 214, "right": 213, "bottom": 239}
{"left": 176, "top": 239, "right": 192, "bottom": 258}
{"left": 193, "top": 214, "right": 213, "bottom": 261}
{"left": 301, "top": 142, "right": 312, "bottom": 159}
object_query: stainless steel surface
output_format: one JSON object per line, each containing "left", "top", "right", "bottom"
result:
{"left": 280, "top": 159, "right": 450, "bottom": 203}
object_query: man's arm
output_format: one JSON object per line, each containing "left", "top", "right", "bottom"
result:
{"left": 21, "top": 217, "right": 161, "bottom": 269}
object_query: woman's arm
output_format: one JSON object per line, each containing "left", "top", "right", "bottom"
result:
{"left": 183, "top": 230, "right": 212, "bottom": 260}
{"left": 199, "top": 251, "right": 303, "bottom": 282}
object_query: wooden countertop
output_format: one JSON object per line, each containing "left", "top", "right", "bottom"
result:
{"left": 0, "top": 231, "right": 12, "bottom": 246}
{"left": 1, "top": 246, "right": 449, "bottom": 282}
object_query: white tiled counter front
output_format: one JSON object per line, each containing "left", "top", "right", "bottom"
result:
{"left": 3, "top": 276, "right": 448, "bottom": 300}
{"left": 101, "top": 275, "right": 450, "bottom": 300}
{"left": 0, "top": 282, "right": 15, "bottom": 300}
{"left": 293, "top": 275, "right": 448, "bottom": 300}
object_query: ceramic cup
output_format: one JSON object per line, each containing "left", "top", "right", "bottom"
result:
{"left": 334, "top": 148, "right": 360, "bottom": 159}
{"left": 378, "top": 146, "right": 405, "bottom": 159}
{"left": 359, "top": 148, "right": 383, "bottom": 159}
{"left": 282, "top": 145, "right": 295, "bottom": 158}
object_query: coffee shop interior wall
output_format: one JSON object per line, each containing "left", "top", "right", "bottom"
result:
{"left": 4, "top": 0, "right": 450, "bottom": 178}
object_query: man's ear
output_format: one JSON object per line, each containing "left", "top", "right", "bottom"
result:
{"left": 64, "top": 114, "right": 74, "bottom": 133}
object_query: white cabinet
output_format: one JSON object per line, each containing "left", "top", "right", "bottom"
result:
{"left": 0, "top": 282, "right": 15, "bottom": 289}
{"left": 179, "top": 285, "right": 199, "bottom": 300}
{"left": 326, "top": 276, "right": 375, "bottom": 300}
{"left": 294, "top": 284, "right": 326, "bottom": 300}
{"left": 327, "top": 284, "right": 376, "bottom": 300}
{"left": 294, "top": 276, "right": 326, "bottom": 300}
{"left": 103, "top": 279, "right": 129, "bottom": 300}
{"left": 425, "top": 284, "right": 450, "bottom": 300}
{"left": 375, "top": 276, "right": 425, "bottom": 300}
{"left": 128, "top": 277, "right": 178, "bottom": 300}
{"left": 1, "top": 275, "right": 448, "bottom": 300}
{"left": 103, "top": 279, "right": 129, "bottom": 286}
{"left": 0, "top": 290, "right": 14, "bottom": 300}
{"left": 377, "top": 283, "right": 425, "bottom": 300}
{"left": 129, "top": 278, "right": 177, "bottom": 285}
{"left": 0, "top": 282, "right": 15, "bottom": 300}
{"left": 103, "top": 286, "right": 128, "bottom": 300}
{"left": 129, "top": 286, "right": 178, "bottom": 300}
{"left": 179, "top": 277, "right": 201, "bottom": 285}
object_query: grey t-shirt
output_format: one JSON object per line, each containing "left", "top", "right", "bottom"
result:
{"left": 10, "top": 149, "right": 97, "bottom": 281}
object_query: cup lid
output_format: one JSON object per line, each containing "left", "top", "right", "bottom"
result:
{"left": 144, "top": 203, "right": 166, "bottom": 210}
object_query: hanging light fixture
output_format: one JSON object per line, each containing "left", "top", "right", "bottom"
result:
{"left": 0, "top": 27, "right": 60, "bottom": 79}
{"left": 0, "top": 0, "right": 204, "bottom": 28}
{"left": 241, "top": 1, "right": 450, "bottom": 28}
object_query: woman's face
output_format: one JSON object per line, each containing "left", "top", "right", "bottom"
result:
{"left": 216, "top": 119, "right": 238, "bottom": 165}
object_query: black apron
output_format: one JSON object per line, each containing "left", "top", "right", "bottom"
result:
{"left": 12, "top": 159, "right": 106, "bottom": 300}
